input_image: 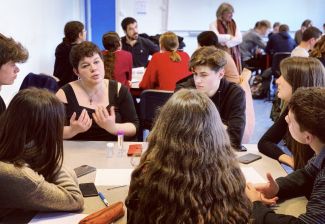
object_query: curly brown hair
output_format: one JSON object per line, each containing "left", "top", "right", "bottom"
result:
{"left": 310, "top": 35, "right": 325, "bottom": 59}
{"left": 126, "top": 89, "right": 252, "bottom": 224}
{"left": 0, "top": 33, "right": 28, "bottom": 67}
{"left": 102, "top": 32, "right": 121, "bottom": 80}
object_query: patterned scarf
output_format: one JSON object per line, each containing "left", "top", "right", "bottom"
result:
{"left": 217, "top": 19, "right": 242, "bottom": 73}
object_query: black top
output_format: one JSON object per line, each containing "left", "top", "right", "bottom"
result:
{"left": 0, "top": 95, "right": 6, "bottom": 115}
{"left": 252, "top": 148, "right": 325, "bottom": 223}
{"left": 121, "top": 36, "right": 159, "bottom": 68}
{"left": 53, "top": 39, "right": 78, "bottom": 87}
{"left": 176, "top": 75, "right": 246, "bottom": 150}
{"left": 258, "top": 109, "right": 314, "bottom": 167}
{"left": 61, "top": 80, "right": 139, "bottom": 141}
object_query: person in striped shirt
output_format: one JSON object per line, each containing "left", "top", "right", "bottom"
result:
{"left": 246, "top": 87, "right": 325, "bottom": 223}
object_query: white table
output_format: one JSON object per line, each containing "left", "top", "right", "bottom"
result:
{"left": 63, "top": 142, "right": 307, "bottom": 222}
{"left": 6, "top": 142, "right": 306, "bottom": 223}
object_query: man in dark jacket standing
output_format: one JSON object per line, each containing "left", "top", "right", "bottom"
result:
{"left": 176, "top": 46, "right": 246, "bottom": 150}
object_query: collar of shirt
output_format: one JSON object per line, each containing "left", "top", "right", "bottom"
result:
{"left": 311, "top": 147, "right": 325, "bottom": 169}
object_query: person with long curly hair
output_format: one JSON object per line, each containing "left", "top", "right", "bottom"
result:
{"left": 102, "top": 32, "right": 133, "bottom": 88}
{"left": 126, "top": 89, "right": 252, "bottom": 224}
{"left": 310, "top": 35, "right": 325, "bottom": 66}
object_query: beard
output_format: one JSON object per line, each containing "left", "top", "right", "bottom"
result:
{"left": 127, "top": 33, "right": 138, "bottom": 41}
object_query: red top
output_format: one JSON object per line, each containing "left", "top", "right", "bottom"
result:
{"left": 139, "top": 51, "right": 191, "bottom": 91}
{"left": 102, "top": 50, "right": 133, "bottom": 87}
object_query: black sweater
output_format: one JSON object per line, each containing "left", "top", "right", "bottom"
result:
{"left": 176, "top": 75, "right": 246, "bottom": 150}
{"left": 258, "top": 109, "right": 314, "bottom": 169}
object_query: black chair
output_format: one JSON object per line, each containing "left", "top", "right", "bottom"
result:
{"left": 19, "top": 73, "right": 59, "bottom": 93}
{"left": 139, "top": 89, "right": 173, "bottom": 140}
{"left": 271, "top": 52, "right": 291, "bottom": 78}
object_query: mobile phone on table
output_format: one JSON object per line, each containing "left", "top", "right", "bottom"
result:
{"left": 79, "top": 183, "right": 98, "bottom": 197}
{"left": 74, "top": 165, "right": 96, "bottom": 178}
{"left": 238, "top": 153, "right": 262, "bottom": 164}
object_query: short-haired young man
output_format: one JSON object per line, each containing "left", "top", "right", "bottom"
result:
{"left": 246, "top": 87, "right": 325, "bottom": 223}
{"left": 121, "top": 17, "right": 159, "bottom": 68}
{"left": 294, "top": 19, "right": 313, "bottom": 45}
{"left": 53, "top": 21, "right": 86, "bottom": 87}
{"left": 176, "top": 46, "right": 246, "bottom": 150}
{"left": 291, "top": 26, "right": 322, "bottom": 57}
{"left": 0, "top": 33, "right": 28, "bottom": 114}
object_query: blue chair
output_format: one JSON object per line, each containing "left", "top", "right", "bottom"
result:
{"left": 139, "top": 89, "right": 173, "bottom": 140}
{"left": 19, "top": 73, "right": 59, "bottom": 93}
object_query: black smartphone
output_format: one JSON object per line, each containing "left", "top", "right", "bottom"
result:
{"left": 238, "top": 153, "right": 262, "bottom": 164}
{"left": 79, "top": 183, "right": 98, "bottom": 197}
{"left": 74, "top": 165, "right": 96, "bottom": 178}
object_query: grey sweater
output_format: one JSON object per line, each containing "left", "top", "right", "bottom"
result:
{"left": 0, "top": 162, "right": 84, "bottom": 217}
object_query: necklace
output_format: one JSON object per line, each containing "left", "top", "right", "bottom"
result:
{"left": 79, "top": 80, "right": 107, "bottom": 105}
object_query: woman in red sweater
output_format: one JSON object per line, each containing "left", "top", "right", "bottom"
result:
{"left": 139, "top": 32, "right": 191, "bottom": 91}
{"left": 102, "top": 32, "right": 132, "bottom": 88}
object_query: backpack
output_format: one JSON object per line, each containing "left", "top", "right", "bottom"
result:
{"left": 250, "top": 75, "right": 265, "bottom": 99}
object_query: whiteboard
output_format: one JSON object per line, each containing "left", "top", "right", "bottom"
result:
{"left": 167, "top": 0, "right": 325, "bottom": 32}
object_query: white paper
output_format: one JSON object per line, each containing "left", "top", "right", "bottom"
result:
{"left": 29, "top": 212, "right": 87, "bottom": 224}
{"left": 95, "top": 169, "right": 133, "bottom": 186}
{"left": 241, "top": 167, "right": 267, "bottom": 184}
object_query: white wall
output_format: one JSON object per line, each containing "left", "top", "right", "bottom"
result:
{"left": 167, "top": 0, "right": 325, "bottom": 32}
{"left": 0, "top": 0, "right": 84, "bottom": 104}
{"left": 116, "top": 0, "right": 168, "bottom": 36}
{"left": 116, "top": 0, "right": 325, "bottom": 59}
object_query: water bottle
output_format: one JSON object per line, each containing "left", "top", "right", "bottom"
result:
{"left": 117, "top": 130, "right": 124, "bottom": 157}
{"left": 106, "top": 142, "right": 114, "bottom": 158}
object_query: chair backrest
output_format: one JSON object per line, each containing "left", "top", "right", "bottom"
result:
{"left": 139, "top": 89, "right": 173, "bottom": 130}
{"left": 19, "top": 73, "right": 59, "bottom": 93}
{"left": 271, "top": 52, "right": 291, "bottom": 78}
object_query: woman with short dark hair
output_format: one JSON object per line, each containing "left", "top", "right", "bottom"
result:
{"left": 56, "top": 41, "right": 138, "bottom": 141}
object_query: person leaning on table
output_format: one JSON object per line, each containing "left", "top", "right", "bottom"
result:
{"left": 0, "top": 88, "right": 84, "bottom": 218}
{"left": 126, "top": 89, "right": 252, "bottom": 223}
{"left": 56, "top": 41, "right": 139, "bottom": 141}
{"left": 246, "top": 87, "right": 325, "bottom": 223}
{"left": 258, "top": 57, "right": 325, "bottom": 169}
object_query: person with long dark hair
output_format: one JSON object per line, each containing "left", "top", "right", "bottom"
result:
{"left": 53, "top": 21, "right": 86, "bottom": 87}
{"left": 0, "top": 88, "right": 83, "bottom": 218}
{"left": 258, "top": 57, "right": 325, "bottom": 169}
{"left": 102, "top": 32, "right": 133, "bottom": 88}
{"left": 126, "top": 89, "right": 252, "bottom": 223}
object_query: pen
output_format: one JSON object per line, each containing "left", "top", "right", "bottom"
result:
{"left": 98, "top": 192, "right": 109, "bottom": 207}
{"left": 107, "top": 185, "right": 127, "bottom": 191}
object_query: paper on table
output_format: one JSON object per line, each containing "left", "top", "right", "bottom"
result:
{"left": 95, "top": 169, "right": 133, "bottom": 186}
{"left": 241, "top": 167, "right": 267, "bottom": 184}
{"left": 29, "top": 212, "right": 88, "bottom": 224}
